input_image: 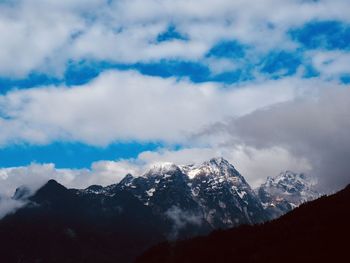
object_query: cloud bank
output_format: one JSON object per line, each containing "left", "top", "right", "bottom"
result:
{"left": 0, "top": 70, "right": 305, "bottom": 146}
{"left": 0, "top": 0, "right": 350, "bottom": 77}
{"left": 219, "top": 86, "right": 350, "bottom": 191}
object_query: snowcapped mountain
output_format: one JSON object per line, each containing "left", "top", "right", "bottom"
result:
{"left": 116, "top": 163, "right": 209, "bottom": 238}
{"left": 257, "top": 171, "right": 320, "bottom": 218}
{"left": 181, "top": 158, "right": 268, "bottom": 228}
{"left": 72, "top": 159, "right": 318, "bottom": 232}
{"left": 115, "top": 157, "right": 268, "bottom": 234}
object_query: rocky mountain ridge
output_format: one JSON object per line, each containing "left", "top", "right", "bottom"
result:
{"left": 74, "top": 157, "right": 319, "bottom": 232}
{"left": 256, "top": 170, "right": 320, "bottom": 217}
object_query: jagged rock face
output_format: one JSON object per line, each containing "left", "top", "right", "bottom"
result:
{"left": 257, "top": 171, "right": 320, "bottom": 218}
{"left": 182, "top": 158, "right": 268, "bottom": 227}
{"left": 116, "top": 163, "right": 210, "bottom": 238}
{"left": 116, "top": 158, "right": 268, "bottom": 232}
{"left": 119, "top": 164, "right": 201, "bottom": 213}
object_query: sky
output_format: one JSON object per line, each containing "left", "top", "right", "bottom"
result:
{"left": 0, "top": 0, "right": 350, "bottom": 206}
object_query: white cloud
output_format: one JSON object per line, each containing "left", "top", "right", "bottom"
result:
{"left": 0, "top": 0, "right": 350, "bottom": 76}
{"left": 0, "top": 197, "right": 25, "bottom": 219}
{"left": 0, "top": 1, "right": 87, "bottom": 77}
{"left": 204, "top": 57, "right": 239, "bottom": 75}
{"left": 308, "top": 51, "right": 350, "bottom": 78}
{"left": 0, "top": 70, "right": 309, "bottom": 146}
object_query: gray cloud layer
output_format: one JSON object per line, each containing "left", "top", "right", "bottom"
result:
{"left": 221, "top": 86, "right": 350, "bottom": 191}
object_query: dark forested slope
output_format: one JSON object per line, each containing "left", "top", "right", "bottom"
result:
{"left": 137, "top": 184, "right": 350, "bottom": 263}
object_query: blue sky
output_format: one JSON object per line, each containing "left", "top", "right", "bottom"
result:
{"left": 0, "top": 0, "right": 350, "bottom": 193}
{"left": 0, "top": 142, "right": 162, "bottom": 168}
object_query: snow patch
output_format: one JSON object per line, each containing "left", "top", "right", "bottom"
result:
{"left": 146, "top": 188, "right": 156, "bottom": 197}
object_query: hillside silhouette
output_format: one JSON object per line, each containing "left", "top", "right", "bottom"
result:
{"left": 137, "top": 184, "right": 350, "bottom": 263}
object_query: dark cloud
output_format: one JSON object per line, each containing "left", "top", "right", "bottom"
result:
{"left": 224, "top": 87, "right": 350, "bottom": 192}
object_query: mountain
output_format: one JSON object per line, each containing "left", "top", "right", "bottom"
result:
{"left": 257, "top": 171, "right": 320, "bottom": 217}
{"left": 114, "top": 157, "right": 269, "bottom": 237}
{"left": 0, "top": 158, "right": 321, "bottom": 262}
{"left": 121, "top": 163, "right": 210, "bottom": 239}
{"left": 137, "top": 184, "right": 350, "bottom": 263}
{"left": 0, "top": 180, "right": 166, "bottom": 263}
{"left": 181, "top": 158, "right": 269, "bottom": 228}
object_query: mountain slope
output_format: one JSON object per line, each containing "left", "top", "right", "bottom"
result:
{"left": 182, "top": 158, "right": 268, "bottom": 228}
{"left": 117, "top": 163, "right": 209, "bottom": 239}
{"left": 137, "top": 184, "right": 350, "bottom": 263}
{"left": 0, "top": 180, "right": 166, "bottom": 263}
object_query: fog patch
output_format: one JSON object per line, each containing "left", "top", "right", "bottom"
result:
{"left": 165, "top": 206, "right": 203, "bottom": 240}
{"left": 0, "top": 196, "right": 26, "bottom": 219}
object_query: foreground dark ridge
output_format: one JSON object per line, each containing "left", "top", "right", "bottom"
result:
{"left": 137, "top": 184, "right": 350, "bottom": 263}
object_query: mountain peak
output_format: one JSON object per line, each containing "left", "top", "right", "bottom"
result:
{"left": 182, "top": 157, "right": 240, "bottom": 179}
{"left": 264, "top": 171, "right": 317, "bottom": 191}
{"left": 47, "top": 179, "right": 59, "bottom": 184}
{"left": 204, "top": 157, "right": 233, "bottom": 169}
{"left": 257, "top": 171, "right": 320, "bottom": 217}
{"left": 30, "top": 179, "right": 69, "bottom": 203}
{"left": 145, "top": 162, "right": 180, "bottom": 177}
{"left": 37, "top": 179, "right": 66, "bottom": 192}
{"left": 207, "top": 157, "right": 230, "bottom": 165}
{"left": 118, "top": 173, "right": 135, "bottom": 188}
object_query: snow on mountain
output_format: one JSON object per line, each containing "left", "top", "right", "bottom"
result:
{"left": 145, "top": 162, "right": 180, "bottom": 177}
{"left": 116, "top": 157, "right": 268, "bottom": 232}
{"left": 68, "top": 158, "right": 319, "bottom": 236}
{"left": 257, "top": 171, "right": 320, "bottom": 218}
{"left": 180, "top": 158, "right": 268, "bottom": 227}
